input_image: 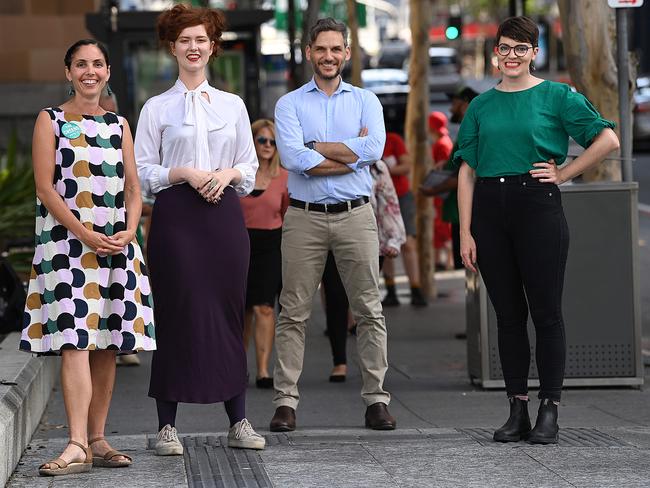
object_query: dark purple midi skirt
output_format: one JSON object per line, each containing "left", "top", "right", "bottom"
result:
{"left": 147, "top": 184, "right": 249, "bottom": 403}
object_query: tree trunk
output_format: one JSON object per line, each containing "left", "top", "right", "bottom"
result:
{"left": 287, "top": 0, "right": 299, "bottom": 90}
{"left": 300, "top": 0, "right": 322, "bottom": 85}
{"left": 406, "top": 0, "right": 435, "bottom": 298}
{"left": 558, "top": 0, "right": 634, "bottom": 182}
{"left": 346, "top": 0, "right": 362, "bottom": 87}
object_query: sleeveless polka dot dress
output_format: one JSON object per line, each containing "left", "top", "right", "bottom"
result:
{"left": 19, "top": 108, "right": 156, "bottom": 354}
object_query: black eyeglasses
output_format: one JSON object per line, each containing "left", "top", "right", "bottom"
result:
{"left": 256, "top": 136, "right": 276, "bottom": 146}
{"left": 496, "top": 43, "right": 535, "bottom": 57}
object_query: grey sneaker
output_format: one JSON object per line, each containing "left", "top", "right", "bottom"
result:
{"left": 155, "top": 424, "right": 183, "bottom": 456}
{"left": 227, "top": 419, "right": 266, "bottom": 450}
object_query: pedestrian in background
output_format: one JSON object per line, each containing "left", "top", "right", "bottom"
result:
{"left": 455, "top": 16, "right": 619, "bottom": 444}
{"left": 428, "top": 111, "right": 454, "bottom": 271}
{"left": 240, "top": 118, "right": 289, "bottom": 389}
{"left": 380, "top": 131, "right": 427, "bottom": 307}
{"left": 22, "top": 39, "right": 153, "bottom": 475}
{"left": 271, "top": 17, "right": 396, "bottom": 432}
{"left": 420, "top": 86, "right": 479, "bottom": 271}
{"left": 321, "top": 158, "right": 406, "bottom": 383}
{"left": 135, "top": 4, "right": 264, "bottom": 454}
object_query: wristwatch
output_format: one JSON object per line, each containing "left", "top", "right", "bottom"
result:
{"left": 305, "top": 141, "right": 316, "bottom": 150}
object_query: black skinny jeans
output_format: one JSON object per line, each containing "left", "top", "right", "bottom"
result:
{"left": 322, "top": 251, "right": 349, "bottom": 366}
{"left": 471, "top": 174, "right": 569, "bottom": 402}
{"left": 322, "top": 252, "right": 385, "bottom": 367}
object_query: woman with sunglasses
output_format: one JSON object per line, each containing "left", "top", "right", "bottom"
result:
{"left": 456, "top": 16, "right": 619, "bottom": 444}
{"left": 240, "top": 119, "right": 289, "bottom": 389}
{"left": 134, "top": 4, "right": 264, "bottom": 454}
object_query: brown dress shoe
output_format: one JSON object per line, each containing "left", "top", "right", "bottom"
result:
{"left": 270, "top": 406, "right": 296, "bottom": 432}
{"left": 365, "top": 402, "right": 396, "bottom": 430}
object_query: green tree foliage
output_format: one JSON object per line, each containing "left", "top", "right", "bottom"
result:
{"left": 0, "top": 131, "right": 36, "bottom": 267}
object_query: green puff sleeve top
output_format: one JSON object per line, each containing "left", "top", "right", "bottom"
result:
{"left": 452, "top": 80, "right": 615, "bottom": 177}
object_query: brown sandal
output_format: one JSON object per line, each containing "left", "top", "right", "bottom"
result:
{"left": 39, "top": 440, "right": 92, "bottom": 476}
{"left": 89, "top": 437, "right": 132, "bottom": 467}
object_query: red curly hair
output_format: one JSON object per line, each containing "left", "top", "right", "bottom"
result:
{"left": 157, "top": 4, "right": 226, "bottom": 60}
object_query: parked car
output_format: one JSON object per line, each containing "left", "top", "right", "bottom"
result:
{"left": 375, "top": 39, "right": 410, "bottom": 69}
{"left": 634, "top": 76, "right": 650, "bottom": 148}
{"left": 402, "top": 46, "right": 462, "bottom": 100}
{"left": 361, "top": 68, "right": 410, "bottom": 135}
{"left": 426, "top": 46, "right": 462, "bottom": 96}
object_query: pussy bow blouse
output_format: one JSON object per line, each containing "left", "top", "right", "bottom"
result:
{"left": 134, "top": 78, "right": 258, "bottom": 196}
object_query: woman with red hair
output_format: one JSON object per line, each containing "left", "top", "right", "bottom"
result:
{"left": 135, "top": 4, "right": 264, "bottom": 454}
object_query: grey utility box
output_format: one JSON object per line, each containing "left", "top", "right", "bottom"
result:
{"left": 466, "top": 182, "right": 643, "bottom": 388}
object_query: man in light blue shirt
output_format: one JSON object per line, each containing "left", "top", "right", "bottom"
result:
{"left": 270, "top": 17, "right": 395, "bottom": 433}
{"left": 275, "top": 71, "right": 386, "bottom": 203}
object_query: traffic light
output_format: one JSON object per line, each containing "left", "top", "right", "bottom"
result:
{"left": 446, "top": 15, "right": 462, "bottom": 40}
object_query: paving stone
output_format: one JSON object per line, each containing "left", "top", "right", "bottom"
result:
{"left": 365, "top": 445, "right": 574, "bottom": 488}
{"left": 261, "top": 444, "right": 397, "bottom": 488}
{"left": 524, "top": 447, "right": 650, "bottom": 488}
{"left": 599, "top": 426, "right": 650, "bottom": 448}
{"left": 7, "top": 435, "right": 187, "bottom": 488}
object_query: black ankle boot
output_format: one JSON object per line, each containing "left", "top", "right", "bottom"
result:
{"left": 382, "top": 286, "right": 400, "bottom": 307}
{"left": 493, "top": 397, "right": 531, "bottom": 442}
{"left": 528, "top": 399, "right": 559, "bottom": 444}
{"left": 410, "top": 287, "right": 428, "bottom": 307}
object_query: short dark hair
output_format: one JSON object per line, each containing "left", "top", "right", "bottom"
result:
{"left": 308, "top": 17, "right": 348, "bottom": 47}
{"left": 450, "top": 86, "right": 479, "bottom": 103}
{"left": 64, "top": 39, "right": 110, "bottom": 69}
{"left": 495, "top": 16, "right": 539, "bottom": 47}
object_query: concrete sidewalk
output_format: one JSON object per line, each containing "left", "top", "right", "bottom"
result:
{"left": 7, "top": 273, "right": 650, "bottom": 487}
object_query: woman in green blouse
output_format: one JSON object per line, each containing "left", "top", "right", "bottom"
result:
{"left": 455, "top": 16, "right": 619, "bottom": 444}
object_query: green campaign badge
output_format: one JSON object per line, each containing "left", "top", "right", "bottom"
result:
{"left": 61, "top": 122, "right": 82, "bottom": 139}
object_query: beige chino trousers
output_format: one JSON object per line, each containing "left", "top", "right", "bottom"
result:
{"left": 273, "top": 203, "right": 390, "bottom": 409}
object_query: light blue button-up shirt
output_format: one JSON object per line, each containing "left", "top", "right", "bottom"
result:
{"left": 275, "top": 77, "right": 386, "bottom": 204}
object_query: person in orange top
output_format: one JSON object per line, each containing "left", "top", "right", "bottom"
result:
{"left": 428, "top": 111, "right": 454, "bottom": 270}
{"left": 240, "top": 119, "right": 289, "bottom": 389}
{"left": 381, "top": 131, "right": 427, "bottom": 307}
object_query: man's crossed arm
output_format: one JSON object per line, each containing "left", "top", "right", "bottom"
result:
{"left": 305, "top": 127, "right": 368, "bottom": 176}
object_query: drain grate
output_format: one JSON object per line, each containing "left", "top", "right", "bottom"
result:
{"left": 460, "top": 427, "right": 631, "bottom": 447}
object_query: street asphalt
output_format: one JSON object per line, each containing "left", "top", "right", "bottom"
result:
{"left": 7, "top": 256, "right": 650, "bottom": 487}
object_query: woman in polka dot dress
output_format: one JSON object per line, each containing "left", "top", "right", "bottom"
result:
{"left": 20, "top": 39, "right": 155, "bottom": 476}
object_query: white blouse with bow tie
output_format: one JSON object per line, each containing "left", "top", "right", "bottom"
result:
{"left": 134, "top": 78, "right": 258, "bottom": 197}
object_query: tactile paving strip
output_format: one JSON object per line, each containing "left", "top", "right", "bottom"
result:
{"left": 148, "top": 435, "right": 272, "bottom": 488}
{"left": 460, "top": 427, "right": 632, "bottom": 447}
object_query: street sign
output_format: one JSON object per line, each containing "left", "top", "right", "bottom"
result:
{"left": 608, "top": 0, "right": 644, "bottom": 7}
